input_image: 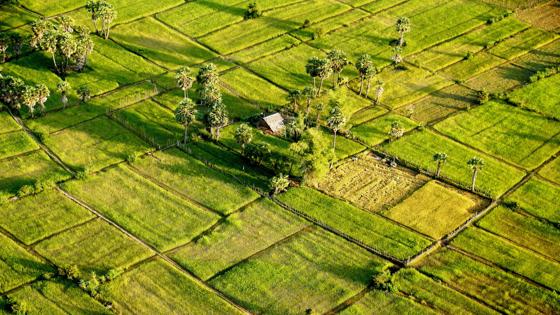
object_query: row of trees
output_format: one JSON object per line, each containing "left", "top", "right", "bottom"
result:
{"left": 0, "top": 73, "right": 49, "bottom": 117}
{"left": 174, "top": 64, "right": 230, "bottom": 143}
{"left": 433, "top": 153, "right": 485, "bottom": 191}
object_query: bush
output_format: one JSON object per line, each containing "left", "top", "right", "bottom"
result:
{"left": 58, "top": 264, "right": 81, "bottom": 280}
{"left": 477, "top": 89, "right": 489, "bottom": 105}
{"left": 16, "top": 185, "right": 35, "bottom": 198}
{"left": 6, "top": 298, "right": 28, "bottom": 315}
{"left": 372, "top": 269, "right": 397, "bottom": 292}
{"left": 244, "top": 2, "right": 262, "bottom": 20}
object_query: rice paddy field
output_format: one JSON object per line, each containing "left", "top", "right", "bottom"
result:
{"left": 0, "top": 0, "right": 559, "bottom": 314}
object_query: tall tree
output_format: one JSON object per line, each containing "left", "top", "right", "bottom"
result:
{"left": 316, "top": 58, "right": 332, "bottom": 96}
{"left": 302, "top": 86, "right": 316, "bottom": 119}
{"left": 175, "top": 66, "right": 194, "bottom": 99}
{"left": 57, "top": 81, "right": 70, "bottom": 109}
{"left": 34, "top": 84, "right": 50, "bottom": 114}
{"left": 326, "top": 49, "right": 350, "bottom": 88}
{"left": 77, "top": 85, "right": 90, "bottom": 103}
{"left": 433, "top": 152, "right": 447, "bottom": 178}
{"left": 396, "top": 16, "right": 411, "bottom": 47}
{"left": 374, "top": 81, "right": 384, "bottom": 105}
{"left": 305, "top": 56, "right": 321, "bottom": 89}
{"left": 196, "top": 63, "right": 220, "bottom": 106}
{"left": 21, "top": 85, "right": 38, "bottom": 118}
{"left": 326, "top": 102, "right": 346, "bottom": 150}
{"left": 269, "top": 174, "right": 289, "bottom": 196}
{"left": 175, "top": 98, "right": 197, "bottom": 144}
{"left": 388, "top": 121, "right": 404, "bottom": 141}
{"left": 235, "top": 123, "right": 253, "bottom": 153}
{"left": 86, "top": 0, "right": 116, "bottom": 39}
{"left": 286, "top": 89, "right": 302, "bottom": 113}
{"left": 206, "top": 101, "right": 229, "bottom": 139}
{"left": 467, "top": 157, "right": 484, "bottom": 192}
{"left": 356, "top": 54, "right": 375, "bottom": 96}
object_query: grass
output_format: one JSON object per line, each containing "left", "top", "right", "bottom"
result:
{"left": 113, "top": 99, "right": 183, "bottom": 147}
{"left": 508, "top": 73, "right": 560, "bottom": 120}
{"left": 312, "top": 88, "right": 384, "bottom": 124}
{"left": 393, "top": 268, "right": 498, "bottom": 315}
{"left": 66, "top": 0, "right": 185, "bottom": 25}
{"left": 111, "top": 17, "right": 217, "bottom": 70}
{"left": 383, "top": 129, "right": 526, "bottom": 198}
{"left": 452, "top": 227, "right": 560, "bottom": 291}
{"left": 186, "top": 141, "right": 270, "bottom": 189}
{"left": 517, "top": 3, "right": 560, "bottom": 32}
{"left": 441, "top": 52, "right": 505, "bottom": 81}
{"left": 199, "top": 0, "right": 351, "bottom": 54}
{"left": 350, "top": 66, "right": 451, "bottom": 109}
{"left": 383, "top": 181, "right": 480, "bottom": 239}
{"left": 220, "top": 67, "right": 288, "bottom": 109}
{"left": 408, "top": 17, "right": 528, "bottom": 71}
{"left": 62, "top": 165, "right": 219, "bottom": 251}
{"left": 419, "top": 248, "right": 560, "bottom": 314}
{"left": 0, "top": 131, "right": 38, "bottom": 160}
{"left": 0, "top": 232, "right": 51, "bottom": 293}
{"left": 340, "top": 289, "right": 435, "bottom": 315}
{"left": 0, "top": 112, "right": 19, "bottom": 134}
{"left": 210, "top": 227, "right": 391, "bottom": 315}
{"left": 44, "top": 116, "right": 152, "bottom": 172}
{"left": 434, "top": 101, "right": 560, "bottom": 170}
{"left": 170, "top": 198, "right": 308, "bottom": 280}
{"left": 477, "top": 206, "right": 560, "bottom": 261}
{"left": 539, "top": 156, "right": 560, "bottom": 184}
{"left": 8, "top": 280, "right": 110, "bottom": 314}
{"left": 464, "top": 63, "right": 531, "bottom": 94}
{"left": 318, "top": 153, "right": 427, "bottom": 212}
{"left": 18, "top": 0, "right": 83, "bottom": 16}
{"left": 352, "top": 114, "right": 417, "bottom": 147}
{"left": 394, "top": 84, "right": 476, "bottom": 124}
{"left": 102, "top": 258, "right": 243, "bottom": 314}
{"left": 0, "top": 189, "right": 94, "bottom": 245}
{"left": 247, "top": 43, "right": 326, "bottom": 90}
{"left": 0, "top": 5, "right": 37, "bottom": 30}
{"left": 348, "top": 106, "right": 388, "bottom": 126}
{"left": 229, "top": 35, "right": 301, "bottom": 64}
{"left": 488, "top": 28, "right": 558, "bottom": 60}
{"left": 277, "top": 186, "right": 432, "bottom": 260}
{"left": 89, "top": 81, "right": 160, "bottom": 111}
{"left": 35, "top": 219, "right": 153, "bottom": 274}
{"left": 512, "top": 39, "right": 560, "bottom": 72}
{"left": 0, "top": 151, "right": 71, "bottom": 201}
{"left": 505, "top": 178, "right": 560, "bottom": 224}
{"left": 290, "top": 8, "right": 370, "bottom": 41}
{"left": 133, "top": 148, "right": 260, "bottom": 215}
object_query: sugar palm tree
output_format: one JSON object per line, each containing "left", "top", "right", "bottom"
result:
{"left": 356, "top": 54, "right": 375, "bottom": 96}
{"left": 396, "top": 17, "right": 411, "bottom": 47}
{"left": 433, "top": 152, "right": 447, "bottom": 178}
{"left": 467, "top": 157, "right": 484, "bottom": 192}
{"left": 176, "top": 67, "right": 194, "bottom": 99}
{"left": 235, "top": 123, "right": 253, "bottom": 153}
{"left": 327, "top": 104, "right": 346, "bottom": 150}
{"left": 175, "top": 98, "right": 197, "bottom": 143}
{"left": 327, "top": 49, "right": 350, "bottom": 88}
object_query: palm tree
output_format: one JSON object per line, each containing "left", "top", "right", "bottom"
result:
{"left": 57, "top": 81, "right": 70, "bottom": 109}
{"left": 316, "top": 58, "right": 333, "bottom": 96}
{"left": 175, "top": 98, "right": 197, "bottom": 143}
{"left": 77, "top": 85, "right": 90, "bottom": 103}
{"left": 207, "top": 101, "right": 229, "bottom": 139}
{"left": 392, "top": 46, "right": 403, "bottom": 65}
{"left": 302, "top": 86, "right": 316, "bottom": 118}
{"left": 433, "top": 152, "right": 447, "bottom": 178}
{"left": 326, "top": 49, "right": 350, "bottom": 88}
{"left": 374, "top": 81, "right": 384, "bottom": 105}
{"left": 467, "top": 157, "right": 484, "bottom": 192}
{"left": 235, "top": 123, "right": 253, "bottom": 152}
{"left": 286, "top": 89, "right": 302, "bottom": 113}
{"left": 396, "top": 17, "right": 411, "bottom": 47}
{"left": 388, "top": 121, "right": 404, "bottom": 141}
{"left": 327, "top": 103, "right": 346, "bottom": 150}
{"left": 34, "top": 84, "right": 50, "bottom": 114}
{"left": 356, "top": 54, "right": 375, "bottom": 96}
{"left": 305, "top": 57, "right": 321, "bottom": 89}
{"left": 175, "top": 67, "right": 194, "bottom": 99}
{"left": 99, "top": 3, "right": 116, "bottom": 39}
{"left": 270, "top": 174, "right": 289, "bottom": 196}
{"left": 21, "top": 85, "right": 38, "bottom": 118}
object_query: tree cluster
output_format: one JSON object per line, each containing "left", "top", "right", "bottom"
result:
{"left": 30, "top": 16, "right": 94, "bottom": 75}
{"left": 85, "top": 0, "right": 117, "bottom": 39}
{"left": 0, "top": 73, "right": 49, "bottom": 117}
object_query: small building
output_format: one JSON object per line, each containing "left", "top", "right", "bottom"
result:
{"left": 258, "top": 112, "right": 285, "bottom": 134}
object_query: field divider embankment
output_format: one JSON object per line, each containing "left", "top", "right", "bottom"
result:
{"left": 7, "top": 109, "right": 76, "bottom": 176}
{"left": 55, "top": 186, "right": 253, "bottom": 315}
{"left": 447, "top": 245, "right": 559, "bottom": 293}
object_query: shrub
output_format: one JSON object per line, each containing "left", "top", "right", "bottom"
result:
{"left": 477, "top": 89, "right": 489, "bottom": 104}
{"left": 6, "top": 298, "right": 28, "bottom": 315}
{"left": 58, "top": 264, "right": 81, "bottom": 280}
{"left": 244, "top": 2, "right": 262, "bottom": 20}
{"left": 16, "top": 185, "right": 35, "bottom": 198}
